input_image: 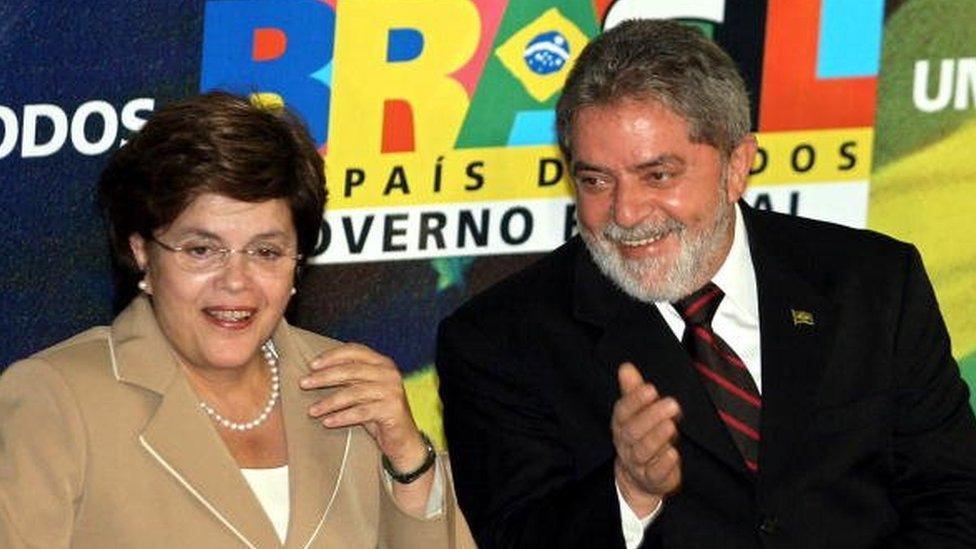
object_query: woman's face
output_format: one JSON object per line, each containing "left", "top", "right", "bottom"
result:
{"left": 129, "top": 193, "right": 298, "bottom": 372}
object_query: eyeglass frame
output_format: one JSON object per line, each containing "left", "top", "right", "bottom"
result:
{"left": 149, "top": 237, "right": 304, "bottom": 273}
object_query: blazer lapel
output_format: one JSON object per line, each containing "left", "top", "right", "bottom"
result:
{"left": 112, "top": 297, "right": 284, "bottom": 549}
{"left": 140, "top": 378, "right": 282, "bottom": 548}
{"left": 573, "top": 244, "right": 747, "bottom": 476}
{"left": 743, "top": 208, "right": 838, "bottom": 484}
{"left": 273, "top": 324, "right": 350, "bottom": 549}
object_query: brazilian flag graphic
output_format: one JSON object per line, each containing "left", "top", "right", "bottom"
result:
{"left": 455, "top": 2, "right": 599, "bottom": 148}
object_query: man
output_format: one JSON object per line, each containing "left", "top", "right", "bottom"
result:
{"left": 436, "top": 19, "right": 976, "bottom": 548}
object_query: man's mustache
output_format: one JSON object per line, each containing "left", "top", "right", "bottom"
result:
{"left": 601, "top": 218, "right": 685, "bottom": 243}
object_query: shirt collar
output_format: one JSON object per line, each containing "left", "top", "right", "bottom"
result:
{"left": 711, "top": 203, "right": 758, "bottom": 323}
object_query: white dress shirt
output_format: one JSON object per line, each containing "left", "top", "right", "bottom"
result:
{"left": 619, "top": 204, "right": 761, "bottom": 548}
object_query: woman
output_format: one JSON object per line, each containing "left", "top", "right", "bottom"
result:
{"left": 0, "top": 92, "right": 471, "bottom": 548}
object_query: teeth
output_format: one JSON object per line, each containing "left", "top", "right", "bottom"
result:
{"left": 619, "top": 235, "right": 663, "bottom": 247}
{"left": 208, "top": 310, "right": 253, "bottom": 321}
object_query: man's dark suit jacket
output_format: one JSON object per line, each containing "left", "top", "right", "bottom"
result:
{"left": 436, "top": 205, "right": 976, "bottom": 548}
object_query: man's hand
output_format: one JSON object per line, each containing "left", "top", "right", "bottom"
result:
{"left": 611, "top": 362, "right": 682, "bottom": 517}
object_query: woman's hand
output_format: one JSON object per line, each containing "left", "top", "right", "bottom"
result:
{"left": 301, "top": 343, "right": 428, "bottom": 470}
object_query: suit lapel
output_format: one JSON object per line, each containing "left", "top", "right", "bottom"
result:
{"left": 573, "top": 244, "right": 747, "bottom": 476}
{"left": 112, "top": 297, "right": 280, "bottom": 548}
{"left": 139, "top": 377, "right": 281, "bottom": 548}
{"left": 272, "top": 324, "right": 351, "bottom": 549}
{"left": 743, "top": 207, "right": 837, "bottom": 484}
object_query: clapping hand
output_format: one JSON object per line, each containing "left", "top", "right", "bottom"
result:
{"left": 611, "top": 362, "right": 683, "bottom": 517}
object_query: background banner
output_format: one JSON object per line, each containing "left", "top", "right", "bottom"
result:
{"left": 2, "top": 0, "right": 971, "bottom": 444}
{"left": 873, "top": 0, "right": 976, "bottom": 411}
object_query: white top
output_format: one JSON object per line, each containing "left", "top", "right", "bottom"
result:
{"left": 241, "top": 465, "right": 291, "bottom": 544}
{"left": 240, "top": 457, "right": 446, "bottom": 545}
{"left": 620, "top": 204, "right": 761, "bottom": 548}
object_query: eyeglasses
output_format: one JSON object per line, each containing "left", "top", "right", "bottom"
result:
{"left": 151, "top": 238, "right": 303, "bottom": 274}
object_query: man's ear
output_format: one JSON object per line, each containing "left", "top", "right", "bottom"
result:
{"left": 725, "top": 134, "right": 758, "bottom": 203}
{"left": 129, "top": 233, "right": 149, "bottom": 272}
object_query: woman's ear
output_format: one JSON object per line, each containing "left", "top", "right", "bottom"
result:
{"left": 129, "top": 233, "right": 149, "bottom": 272}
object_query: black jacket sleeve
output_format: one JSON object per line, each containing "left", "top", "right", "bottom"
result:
{"left": 884, "top": 246, "right": 976, "bottom": 547}
{"left": 437, "top": 313, "right": 630, "bottom": 548}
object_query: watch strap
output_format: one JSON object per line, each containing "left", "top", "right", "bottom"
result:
{"left": 382, "top": 431, "right": 436, "bottom": 484}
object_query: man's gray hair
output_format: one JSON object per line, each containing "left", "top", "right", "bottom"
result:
{"left": 556, "top": 19, "right": 751, "bottom": 159}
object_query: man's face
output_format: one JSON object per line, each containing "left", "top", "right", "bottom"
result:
{"left": 570, "top": 97, "right": 753, "bottom": 302}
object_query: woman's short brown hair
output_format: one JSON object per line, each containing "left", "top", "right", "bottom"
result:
{"left": 98, "top": 91, "right": 327, "bottom": 271}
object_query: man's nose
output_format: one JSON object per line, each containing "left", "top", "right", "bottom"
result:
{"left": 611, "top": 180, "right": 652, "bottom": 228}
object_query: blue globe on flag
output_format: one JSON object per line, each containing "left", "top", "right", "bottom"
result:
{"left": 523, "top": 31, "right": 570, "bottom": 75}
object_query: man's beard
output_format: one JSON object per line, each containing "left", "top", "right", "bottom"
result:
{"left": 580, "top": 196, "right": 734, "bottom": 304}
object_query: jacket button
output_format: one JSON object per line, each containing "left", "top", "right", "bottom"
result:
{"left": 758, "top": 515, "right": 780, "bottom": 535}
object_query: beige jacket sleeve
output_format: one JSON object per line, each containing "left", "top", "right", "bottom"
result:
{"left": 377, "top": 453, "right": 476, "bottom": 549}
{"left": 0, "top": 359, "right": 87, "bottom": 548}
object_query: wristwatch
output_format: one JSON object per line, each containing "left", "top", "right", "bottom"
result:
{"left": 382, "top": 431, "right": 436, "bottom": 484}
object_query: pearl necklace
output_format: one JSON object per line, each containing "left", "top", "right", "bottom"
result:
{"left": 199, "top": 342, "right": 280, "bottom": 432}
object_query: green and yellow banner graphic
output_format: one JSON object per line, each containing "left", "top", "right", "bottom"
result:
{"left": 873, "top": 0, "right": 976, "bottom": 408}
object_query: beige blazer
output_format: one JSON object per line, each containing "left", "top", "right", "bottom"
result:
{"left": 0, "top": 296, "right": 473, "bottom": 548}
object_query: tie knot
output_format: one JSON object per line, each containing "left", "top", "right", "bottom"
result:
{"left": 673, "top": 282, "right": 724, "bottom": 327}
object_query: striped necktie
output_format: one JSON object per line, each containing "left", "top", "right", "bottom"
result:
{"left": 673, "top": 282, "right": 761, "bottom": 473}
